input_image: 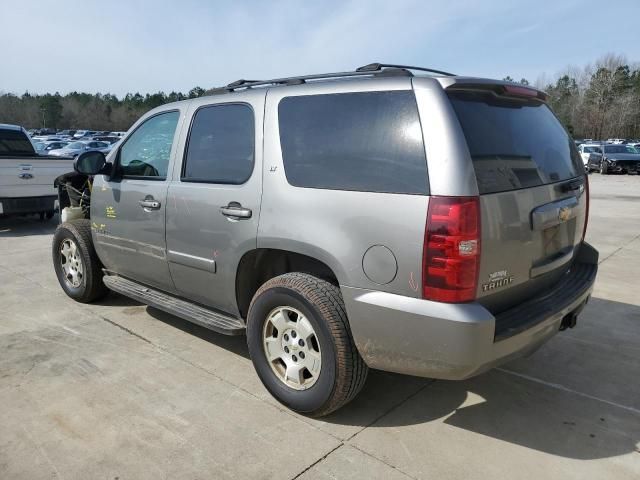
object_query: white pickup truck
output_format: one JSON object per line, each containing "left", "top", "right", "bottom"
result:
{"left": 0, "top": 124, "right": 74, "bottom": 219}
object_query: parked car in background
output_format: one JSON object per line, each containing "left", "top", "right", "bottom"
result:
{"left": 48, "top": 140, "right": 110, "bottom": 158}
{"left": 0, "top": 124, "right": 74, "bottom": 219}
{"left": 92, "top": 135, "right": 121, "bottom": 144}
{"left": 33, "top": 135, "right": 64, "bottom": 143}
{"left": 72, "top": 130, "right": 98, "bottom": 139}
{"left": 109, "top": 131, "right": 127, "bottom": 137}
{"left": 34, "top": 128, "right": 57, "bottom": 136}
{"left": 33, "top": 141, "right": 70, "bottom": 155}
{"left": 39, "top": 141, "right": 70, "bottom": 155}
{"left": 32, "top": 141, "right": 46, "bottom": 154}
{"left": 57, "top": 130, "right": 77, "bottom": 138}
{"left": 587, "top": 144, "right": 640, "bottom": 174}
{"left": 577, "top": 143, "right": 603, "bottom": 167}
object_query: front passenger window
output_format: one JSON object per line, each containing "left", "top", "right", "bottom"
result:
{"left": 119, "top": 110, "right": 179, "bottom": 178}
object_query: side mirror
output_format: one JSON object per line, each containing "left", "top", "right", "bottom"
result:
{"left": 75, "top": 150, "right": 109, "bottom": 175}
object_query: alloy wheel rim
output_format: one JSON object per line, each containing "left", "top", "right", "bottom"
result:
{"left": 60, "top": 239, "right": 84, "bottom": 288}
{"left": 262, "top": 306, "right": 322, "bottom": 390}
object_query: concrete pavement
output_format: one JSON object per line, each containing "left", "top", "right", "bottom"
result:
{"left": 0, "top": 173, "right": 639, "bottom": 479}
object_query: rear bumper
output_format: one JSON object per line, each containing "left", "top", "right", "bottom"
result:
{"left": 0, "top": 196, "right": 57, "bottom": 215}
{"left": 343, "top": 242, "right": 598, "bottom": 380}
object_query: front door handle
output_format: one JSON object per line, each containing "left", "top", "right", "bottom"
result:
{"left": 220, "top": 202, "right": 252, "bottom": 219}
{"left": 139, "top": 199, "right": 161, "bottom": 210}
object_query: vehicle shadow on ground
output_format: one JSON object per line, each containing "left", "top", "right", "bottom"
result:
{"left": 100, "top": 291, "right": 639, "bottom": 461}
{"left": 145, "top": 305, "right": 251, "bottom": 359}
{"left": 323, "top": 296, "right": 640, "bottom": 460}
{"left": 0, "top": 215, "right": 58, "bottom": 237}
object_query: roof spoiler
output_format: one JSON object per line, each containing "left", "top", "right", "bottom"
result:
{"left": 444, "top": 80, "right": 548, "bottom": 102}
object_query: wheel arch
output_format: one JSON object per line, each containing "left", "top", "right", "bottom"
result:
{"left": 236, "top": 248, "right": 341, "bottom": 320}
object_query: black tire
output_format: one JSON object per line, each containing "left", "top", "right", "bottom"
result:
{"left": 247, "top": 273, "right": 368, "bottom": 417}
{"left": 600, "top": 162, "right": 608, "bottom": 175}
{"left": 52, "top": 219, "right": 109, "bottom": 303}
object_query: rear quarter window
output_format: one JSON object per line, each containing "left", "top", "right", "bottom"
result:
{"left": 0, "top": 129, "right": 35, "bottom": 156}
{"left": 448, "top": 90, "right": 583, "bottom": 194}
{"left": 278, "top": 91, "right": 428, "bottom": 195}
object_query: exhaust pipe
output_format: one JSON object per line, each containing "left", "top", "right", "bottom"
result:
{"left": 559, "top": 312, "right": 577, "bottom": 331}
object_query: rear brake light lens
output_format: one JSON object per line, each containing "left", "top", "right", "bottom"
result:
{"left": 423, "top": 197, "right": 480, "bottom": 303}
{"left": 503, "top": 85, "right": 538, "bottom": 98}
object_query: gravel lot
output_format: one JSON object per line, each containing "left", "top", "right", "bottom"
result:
{"left": 1, "top": 174, "right": 639, "bottom": 480}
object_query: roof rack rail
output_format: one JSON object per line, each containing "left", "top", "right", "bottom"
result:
{"left": 210, "top": 62, "right": 455, "bottom": 94}
{"left": 356, "top": 63, "right": 456, "bottom": 76}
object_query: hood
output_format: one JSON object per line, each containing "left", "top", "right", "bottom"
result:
{"left": 605, "top": 153, "right": 640, "bottom": 161}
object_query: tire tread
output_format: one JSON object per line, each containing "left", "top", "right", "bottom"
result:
{"left": 250, "top": 272, "right": 368, "bottom": 417}
{"left": 53, "top": 219, "right": 108, "bottom": 303}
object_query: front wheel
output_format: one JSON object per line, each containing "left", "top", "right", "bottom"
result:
{"left": 247, "top": 273, "right": 368, "bottom": 417}
{"left": 52, "top": 219, "right": 109, "bottom": 303}
{"left": 600, "top": 162, "right": 608, "bottom": 175}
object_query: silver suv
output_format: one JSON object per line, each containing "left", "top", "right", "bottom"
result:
{"left": 52, "top": 63, "right": 598, "bottom": 416}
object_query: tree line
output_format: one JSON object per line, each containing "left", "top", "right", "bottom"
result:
{"left": 1, "top": 53, "right": 639, "bottom": 138}
{"left": 535, "top": 54, "right": 640, "bottom": 139}
{"left": 0, "top": 87, "right": 207, "bottom": 132}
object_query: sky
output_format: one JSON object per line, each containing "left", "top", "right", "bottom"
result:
{"left": 2, "top": 0, "right": 639, "bottom": 97}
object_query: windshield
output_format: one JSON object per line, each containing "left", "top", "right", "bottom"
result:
{"left": 448, "top": 90, "right": 582, "bottom": 194}
{"left": 604, "top": 145, "right": 638, "bottom": 154}
{"left": 584, "top": 146, "right": 602, "bottom": 154}
{"left": 66, "top": 142, "right": 86, "bottom": 149}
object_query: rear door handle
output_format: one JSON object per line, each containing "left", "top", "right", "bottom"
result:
{"left": 139, "top": 199, "right": 161, "bottom": 210}
{"left": 559, "top": 178, "right": 584, "bottom": 193}
{"left": 220, "top": 202, "right": 252, "bottom": 219}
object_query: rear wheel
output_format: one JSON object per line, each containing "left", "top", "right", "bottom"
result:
{"left": 247, "top": 273, "right": 368, "bottom": 417}
{"left": 52, "top": 219, "right": 108, "bottom": 303}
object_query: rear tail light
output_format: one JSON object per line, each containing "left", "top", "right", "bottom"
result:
{"left": 582, "top": 174, "right": 590, "bottom": 241}
{"left": 502, "top": 85, "right": 539, "bottom": 98}
{"left": 423, "top": 197, "right": 480, "bottom": 303}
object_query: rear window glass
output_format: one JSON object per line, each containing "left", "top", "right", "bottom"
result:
{"left": 448, "top": 91, "right": 582, "bottom": 194}
{"left": 0, "top": 129, "right": 35, "bottom": 156}
{"left": 584, "top": 146, "right": 602, "bottom": 154}
{"left": 278, "top": 91, "right": 428, "bottom": 195}
{"left": 603, "top": 145, "right": 637, "bottom": 154}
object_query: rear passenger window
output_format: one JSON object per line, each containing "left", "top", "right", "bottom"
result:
{"left": 278, "top": 91, "right": 428, "bottom": 195}
{"left": 183, "top": 104, "right": 255, "bottom": 184}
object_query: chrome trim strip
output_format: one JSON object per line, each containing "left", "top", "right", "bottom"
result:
{"left": 167, "top": 250, "right": 216, "bottom": 273}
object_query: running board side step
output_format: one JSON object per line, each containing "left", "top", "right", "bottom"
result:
{"left": 102, "top": 275, "right": 245, "bottom": 335}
